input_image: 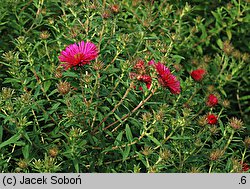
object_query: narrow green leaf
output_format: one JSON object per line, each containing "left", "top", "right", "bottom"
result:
{"left": 48, "top": 89, "right": 58, "bottom": 97}
{"left": 122, "top": 145, "right": 131, "bottom": 161}
{"left": 0, "top": 133, "right": 21, "bottom": 149}
{"left": 217, "top": 38, "right": 223, "bottom": 49}
{"left": 63, "top": 71, "right": 78, "bottom": 78}
{"left": 43, "top": 80, "right": 51, "bottom": 93}
{"left": 114, "top": 131, "right": 123, "bottom": 146}
{"left": 226, "top": 29, "right": 232, "bottom": 40}
{"left": 22, "top": 145, "right": 30, "bottom": 159}
{"left": 125, "top": 124, "right": 133, "bottom": 142}
{"left": 219, "top": 119, "right": 225, "bottom": 136}
{"left": 73, "top": 159, "right": 79, "bottom": 173}
{"left": 0, "top": 126, "right": 3, "bottom": 142}
{"left": 114, "top": 113, "right": 123, "bottom": 123}
{"left": 137, "top": 152, "right": 148, "bottom": 167}
{"left": 147, "top": 135, "right": 162, "bottom": 146}
{"left": 51, "top": 102, "right": 61, "bottom": 110}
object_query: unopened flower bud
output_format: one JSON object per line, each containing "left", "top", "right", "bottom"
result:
{"left": 229, "top": 117, "right": 244, "bottom": 130}
{"left": 203, "top": 55, "right": 211, "bottom": 63}
{"left": 244, "top": 137, "right": 250, "bottom": 148}
{"left": 49, "top": 147, "right": 59, "bottom": 158}
{"left": 222, "top": 99, "right": 230, "bottom": 108}
{"left": 57, "top": 81, "right": 71, "bottom": 95}
{"left": 210, "top": 149, "right": 224, "bottom": 161}
{"left": 55, "top": 67, "right": 63, "bottom": 78}
{"left": 159, "top": 149, "right": 171, "bottom": 160}
{"left": 93, "top": 61, "right": 104, "bottom": 71}
{"left": 141, "top": 146, "right": 153, "bottom": 156}
{"left": 198, "top": 115, "right": 207, "bottom": 126}
{"left": 223, "top": 40, "right": 234, "bottom": 55}
{"left": 241, "top": 53, "right": 250, "bottom": 62}
{"left": 110, "top": 4, "right": 119, "bottom": 13}
{"left": 141, "top": 112, "right": 152, "bottom": 122}
{"left": 1, "top": 87, "right": 14, "bottom": 100}
{"left": 155, "top": 110, "right": 164, "bottom": 121}
{"left": 209, "top": 125, "right": 218, "bottom": 135}
{"left": 232, "top": 50, "right": 241, "bottom": 59}
{"left": 102, "top": 10, "right": 110, "bottom": 19}
{"left": 2, "top": 51, "right": 14, "bottom": 62}
{"left": 17, "top": 159, "right": 28, "bottom": 169}
{"left": 40, "top": 30, "right": 50, "bottom": 40}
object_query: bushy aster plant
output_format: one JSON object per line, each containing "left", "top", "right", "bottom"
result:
{"left": 0, "top": 0, "right": 249, "bottom": 173}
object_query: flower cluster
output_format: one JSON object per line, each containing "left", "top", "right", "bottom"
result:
{"left": 130, "top": 59, "right": 181, "bottom": 94}
{"left": 58, "top": 41, "right": 181, "bottom": 95}
{"left": 205, "top": 94, "right": 219, "bottom": 125}
{"left": 130, "top": 60, "right": 152, "bottom": 90}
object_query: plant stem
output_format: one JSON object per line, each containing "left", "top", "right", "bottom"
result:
{"left": 96, "top": 88, "right": 157, "bottom": 133}
{"left": 223, "top": 130, "right": 235, "bottom": 152}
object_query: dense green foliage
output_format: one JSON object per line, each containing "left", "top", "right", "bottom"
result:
{"left": 0, "top": 0, "right": 249, "bottom": 172}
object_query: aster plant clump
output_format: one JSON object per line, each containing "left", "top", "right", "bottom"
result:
{"left": 0, "top": 0, "right": 249, "bottom": 173}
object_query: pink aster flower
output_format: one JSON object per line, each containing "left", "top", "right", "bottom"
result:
{"left": 59, "top": 41, "right": 98, "bottom": 70}
{"left": 154, "top": 62, "right": 181, "bottom": 94}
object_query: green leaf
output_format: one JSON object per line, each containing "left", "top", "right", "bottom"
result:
{"left": 51, "top": 102, "right": 61, "bottom": 110}
{"left": 137, "top": 152, "right": 148, "bottom": 167}
{"left": 22, "top": 145, "right": 30, "bottom": 159}
{"left": 104, "top": 68, "right": 120, "bottom": 74}
{"left": 125, "top": 124, "right": 133, "bottom": 142}
{"left": 114, "top": 131, "right": 123, "bottom": 146}
{"left": 22, "top": 132, "right": 32, "bottom": 144}
{"left": 219, "top": 119, "right": 225, "bottom": 136}
{"left": 73, "top": 159, "right": 79, "bottom": 173}
{"left": 170, "top": 136, "right": 192, "bottom": 140}
{"left": 147, "top": 135, "right": 162, "bottom": 146}
{"left": 43, "top": 80, "right": 51, "bottom": 93}
{"left": 0, "top": 126, "right": 3, "bottom": 142}
{"left": 63, "top": 71, "right": 78, "bottom": 78}
{"left": 217, "top": 38, "right": 223, "bottom": 49}
{"left": 226, "top": 29, "right": 232, "bottom": 40}
{"left": 0, "top": 133, "right": 21, "bottom": 149}
{"left": 48, "top": 89, "right": 58, "bottom": 97}
{"left": 114, "top": 113, "right": 123, "bottom": 123}
{"left": 122, "top": 145, "right": 131, "bottom": 161}
{"left": 240, "top": 95, "right": 250, "bottom": 101}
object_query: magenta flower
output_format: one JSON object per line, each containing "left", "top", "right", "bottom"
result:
{"left": 153, "top": 62, "right": 181, "bottom": 94}
{"left": 59, "top": 41, "right": 98, "bottom": 70}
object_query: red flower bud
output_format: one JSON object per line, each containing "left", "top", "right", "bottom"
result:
{"left": 191, "top": 69, "right": 206, "bottom": 81}
{"left": 207, "top": 114, "right": 217, "bottom": 125}
{"left": 206, "top": 94, "right": 218, "bottom": 107}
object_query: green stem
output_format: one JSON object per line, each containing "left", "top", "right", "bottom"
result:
{"left": 241, "top": 148, "right": 247, "bottom": 164}
{"left": 209, "top": 162, "right": 213, "bottom": 173}
{"left": 223, "top": 130, "right": 235, "bottom": 152}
